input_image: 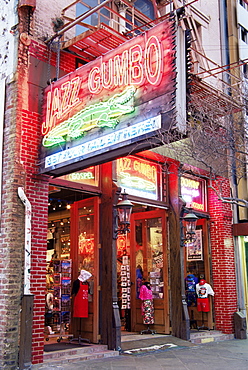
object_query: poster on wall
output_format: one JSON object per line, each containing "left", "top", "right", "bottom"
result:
{"left": 186, "top": 229, "right": 203, "bottom": 261}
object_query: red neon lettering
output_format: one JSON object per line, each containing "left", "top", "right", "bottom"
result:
{"left": 102, "top": 59, "right": 113, "bottom": 89}
{"left": 70, "top": 77, "right": 80, "bottom": 106}
{"left": 113, "top": 50, "right": 129, "bottom": 87}
{"left": 42, "top": 91, "right": 52, "bottom": 135}
{"left": 42, "top": 77, "right": 81, "bottom": 136}
{"left": 88, "top": 66, "right": 102, "bottom": 94}
{"left": 129, "top": 44, "right": 144, "bottom": 85}
{"left": 50, "top": 87, "right": 61, "bottom": 128}
{"left": 145, "top": 36, "right": 162, "bottom": 86}
{"left": 61, "top": 81, "right": 71, "bottom": 117}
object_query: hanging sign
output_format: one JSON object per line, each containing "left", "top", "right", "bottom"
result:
{"left": 181, "top": 176, "right": 207, "bottom": 212}
{"left": 116, "top": 156, "right": 160, "bottom": 200}
{"left": 40, "top": 19, "right": 176, "bottom": 175}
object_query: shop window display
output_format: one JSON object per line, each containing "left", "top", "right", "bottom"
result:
{"left": 135, "top": 217, "right": 164, "bottom": 300}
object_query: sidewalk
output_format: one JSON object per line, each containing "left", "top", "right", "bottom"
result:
{"left": 33, "top": 335, "right": 248, "bottom": 369}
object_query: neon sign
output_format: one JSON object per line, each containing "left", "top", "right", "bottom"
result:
{"left": 58, "top": 166, "right": 98, "bottom": 187}
{"left": 40, "top": 19, "right": 175, "bottom": 174}
{"left": 43, "top": 86, "right": 135, "bottom": 147}
{"left": 116, "top": 156, "right": 160, "bottom": 200}
{"left": 45, "top": 115, "right": 161, "bottom": 168}
{"left": 181, "top": 176, "right": 206, "bottom": 212}
{"left": 42, "top": 77, "right": 81, "bottom": 136}
{"left": 88, "top": 36, "right": 163, "bottom": 93}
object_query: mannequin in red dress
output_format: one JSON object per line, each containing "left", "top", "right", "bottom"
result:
{"left": 71, "top": 270, "right": 92, "bottom": 318}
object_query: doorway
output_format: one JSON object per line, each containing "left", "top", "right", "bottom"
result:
{"left": 118, "top": 208, "right": 169, "bottom": 334}
{"left": 70, "top": 197, "right": 100, "bottom": 343}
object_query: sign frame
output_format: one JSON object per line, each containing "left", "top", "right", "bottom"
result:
{"left": 39, "top": 18, "right": 176, "bottom": 176}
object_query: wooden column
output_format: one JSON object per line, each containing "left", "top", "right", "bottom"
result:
{"left": 168, "top": 162, "right": 189, "bottom": 339}
{"left": 100, "top": 162, "right": 121, "bottom": 350}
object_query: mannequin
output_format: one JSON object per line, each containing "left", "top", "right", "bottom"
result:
{"left": 71, "top": 269, "right": 92, "bottom": 318}
{"left": 196, "top": 279, "right": 214, "bottom": 312}
{"left": 70, "top": 269, "right": 92, "bottom": 344}
{"left": 196, "top": 279, "right": 214, "bottom": 330}
{"left": 139, "top": 280, "right": 155, "bottom": 334}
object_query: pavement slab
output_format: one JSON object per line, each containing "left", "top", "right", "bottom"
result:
{"left": 34, "top": 337, "right": 248, "bottom": 370}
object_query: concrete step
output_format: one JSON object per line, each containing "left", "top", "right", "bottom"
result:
{"left": 43, "top": 350, "right": 119, "bottom": 365}
{"left": 43, "top": 343, "right": 110, "bottom": 360}
{"left": 32, "top": 344, "right": 119, "bottom": 368}
{"left": 190, "top": 330, "right": 234, "bottom": 344}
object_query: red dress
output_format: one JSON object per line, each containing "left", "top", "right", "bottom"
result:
{"left": 73, "top": 282, "right": 89, "bottom": 318}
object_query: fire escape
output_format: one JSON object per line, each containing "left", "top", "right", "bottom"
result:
{"left": 46, "top": 0, "right": 247, "bottom": 120}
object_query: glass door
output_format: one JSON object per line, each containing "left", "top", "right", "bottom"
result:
{"left": 130, "top": 209, "right": 169, "bottom": 334}
{"left": 70, "top": 197, "right": 100, "bottom": 343}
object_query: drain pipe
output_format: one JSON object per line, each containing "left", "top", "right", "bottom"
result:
{"left": 18, "top": 187, "right": 32, "bottom": 295}
{"left": 18, "top": 187, "right": 34, "bottom": 370}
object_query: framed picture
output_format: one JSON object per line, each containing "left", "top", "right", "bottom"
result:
{"left": 186, "top": 229, "right": 203, "bottom": 261}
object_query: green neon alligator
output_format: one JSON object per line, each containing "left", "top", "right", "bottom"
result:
{"left": 43, "top": 86, "right": 136, "bottom": 147}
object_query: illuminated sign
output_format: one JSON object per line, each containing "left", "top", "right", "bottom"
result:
{"left": 43, "top": 86, "right": 136, "bottom": 147}
{"left": 181, "top": 176, "right": 206, "bottom": 212}
{"left": 40, "top": 19, "right": 175, "bottom": 174}
{"left": 59, "top": 166, "right": 99, "bottom": 187}
{"left": 116, "top": 156, "right": 160, "bottom": 200}
{"left": 45, "top": 115, "right": 161, "bottom": 168}
{"left": 88, "top": 35, "right": 163, "bottom": 93}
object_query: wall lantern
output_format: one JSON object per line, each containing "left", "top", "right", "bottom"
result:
{"left": 182, "top": 211, "right": 198, "bottom": 244}
{"left": 113, "top": 190, "right": 133, "bottom": 240}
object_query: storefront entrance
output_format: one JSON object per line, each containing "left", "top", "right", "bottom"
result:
{"left": 45, "top": 195, "right": 100, "bottom": 346}
{"left": 117, "top": 208, "right": 169, "bottom": 334}
{"left": 70, "top": 197, "right": 100, "bottom": 343}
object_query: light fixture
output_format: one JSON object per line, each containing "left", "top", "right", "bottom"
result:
{"left": 181, "top": 211, "right": 198, "bottom": 244}
{"left": 113, "top": 190, "right": 133, "bottom": 240}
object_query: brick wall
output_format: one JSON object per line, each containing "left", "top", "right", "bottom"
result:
{"left": 20, "top": 109, "right": 49, "bottom": 364}
{"left": 208, "top": 177, "right": 238, "bottom": 333}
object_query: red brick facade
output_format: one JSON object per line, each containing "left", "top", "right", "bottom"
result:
{"left": 208, "top": 178, "right": 238, "bottom": 333}
{"left": 20, "top": 109, "right": 49, "bottom": 364}
{"left": 0, "top": 20, "right": 239, "bottom": 369}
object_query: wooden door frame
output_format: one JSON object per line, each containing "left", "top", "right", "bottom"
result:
{"left": 130, "top": 209, "right": 169, "bottom": 333}
{"left": 70, "top": 196, "right": 100, "bottom": 343}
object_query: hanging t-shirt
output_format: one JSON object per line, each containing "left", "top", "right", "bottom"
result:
{"left": 196, "top": 282, "right": 214, "bottom": 298}
{"left": 185, "top": 275, "right": 197, "bottom": 306}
